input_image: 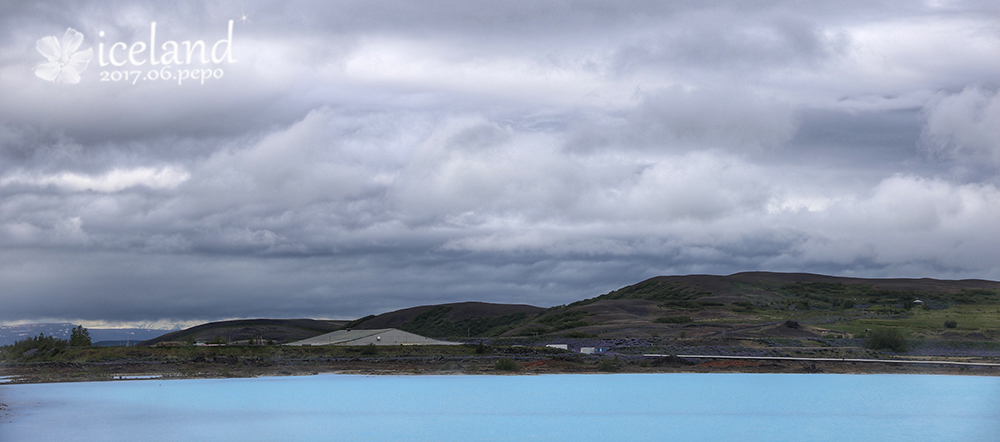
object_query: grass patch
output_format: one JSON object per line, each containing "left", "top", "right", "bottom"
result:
{"left": 537, "top": 310, "right": 593, "bottom": 331}
{"left": 820, "top": 302, "right": 1000, "bottom": 338}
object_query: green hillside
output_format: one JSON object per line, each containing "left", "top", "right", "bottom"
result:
{"left": 132, "top": 273, "right": 1000, "bottom": 343}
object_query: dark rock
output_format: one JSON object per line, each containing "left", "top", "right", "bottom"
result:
{"left": 784, "top": 320, "right": 800, "bottom": 329}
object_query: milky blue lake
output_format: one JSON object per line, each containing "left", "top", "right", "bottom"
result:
{"left": 2, "top": 373, "right": 998, "bottom": 441}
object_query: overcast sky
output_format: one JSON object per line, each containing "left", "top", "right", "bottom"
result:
{"left": 1, "top": 1, "right": 998, "bottom": 328}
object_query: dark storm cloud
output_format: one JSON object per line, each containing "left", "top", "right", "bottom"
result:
{"left": 1, "top": 1, "right": 999, "bottom": 326}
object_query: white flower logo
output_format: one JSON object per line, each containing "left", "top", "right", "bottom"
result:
{"left": 34, "top": 28, "right": 94, "bottom": 84}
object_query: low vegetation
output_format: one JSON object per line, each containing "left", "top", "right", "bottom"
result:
{"left": 0, "top": 342, "right": 493, "bottom": 364}
{"left": 864, "top": 328, "right": 908, "bottom": 352}
{"left": 536, "top": 310, "right": 593, "bottom": 331}
{"left": 597, "top": 356, "right": 621, "bottom": 372}
{"left": 493, "top": 358, "right": 520, "bottom": 372}
{"left": 599, "top": 280, "right": 712, "bottom": 303}
{"left": 654, "top": 316, "right": 693, "bottom": 324}
{"left": 1, "top": 327, "right": 93, "bottom": 361}
{"left": 3, "top": 334, "right": 68, "bottom": 360}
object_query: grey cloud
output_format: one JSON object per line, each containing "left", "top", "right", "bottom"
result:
{"left": 922, "top": 86, "right": 1000, "bottom": 169}
{"left": 567, "top": 86, "right": 796, "bottom": 153}
{"left": 627, "top": 87, "right": 796, "bottom": 149}
{"left": 3, "top": 1, "right": 1000, "bottom": 326}
{"left": 614, "top": 11, "right": 844, "bottom": 74}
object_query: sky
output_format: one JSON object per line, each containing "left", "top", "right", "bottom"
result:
{"left": 1, "top": 1, "right": 998, "bottom": 328}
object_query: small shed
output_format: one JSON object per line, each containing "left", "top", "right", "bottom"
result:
{"left": 285, "top": 328, "right": 460, "bottom": 346}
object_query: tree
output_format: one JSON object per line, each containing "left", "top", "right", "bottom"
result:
{"left": 209, "top": 335, "right": 227, "bottom": 345}
{"left": 69, "top": 325, "right": 91, "bottom": 347}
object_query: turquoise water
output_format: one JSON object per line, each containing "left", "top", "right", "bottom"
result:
{"left": 2, "top": 374, "right": 998, "bottom": 441}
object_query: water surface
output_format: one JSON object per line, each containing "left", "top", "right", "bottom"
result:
{"left": 2, "top": 374, "right": 998, "bottom": 441}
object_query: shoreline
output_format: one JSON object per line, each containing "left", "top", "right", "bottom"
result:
{"left": 3, "top": 353, "right": 998, "bottom": 384}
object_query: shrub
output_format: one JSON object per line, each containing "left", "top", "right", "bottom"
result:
{"left": 944, "top": 320, "right": 958, "bottom": 329}
{"left": 655, "top": 316, "right": 693, "bottom": 324}
{"left": 864, "top": 328, "right": 908, "bottom": 352}
{"left": 208, "top": 335, "right": 227, "bottom": 345}
{"left": 5, "top": 333, "right": 68, "bottom": 360}
{"left": 360, "top": 344, "right": 378, "bottom": 356}
{"left": 598, "top": 356, "right": 620, "bottom": 372}
{"left": 494, "top": 358, "right": 520, "bottom": 372}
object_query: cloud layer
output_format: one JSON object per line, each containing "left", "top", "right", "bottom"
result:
{"left": 1, "top": 1, "right": 999, "bottom": 325}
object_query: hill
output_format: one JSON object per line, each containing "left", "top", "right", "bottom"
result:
{"left": 140, "top": 272, "right": 1000, "bottom": 344}
{"left": 347, "top": 272, "right": 1000, "bottom": 341}
{"left": 349, "top": 302, "right": 544, "bottom": 338}
{"left": 140, "top": 319, "right": 349, "bottom": 346}
{"left": 505, "top": 272, "right": 1000, "bottom": 340}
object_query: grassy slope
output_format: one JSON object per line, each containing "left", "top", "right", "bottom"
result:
{"left": 501, "top": 274, "right": 1000, "bottom": 340}
{"left": 352, "top": 302, "right": 544, "bottom": 338}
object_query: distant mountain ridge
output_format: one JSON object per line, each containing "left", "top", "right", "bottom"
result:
{"left": 110, "top": 272, "right": 1000, "bottom": 345}
{"left": 0, "top": 323, "right": 173, "bottom": 346}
